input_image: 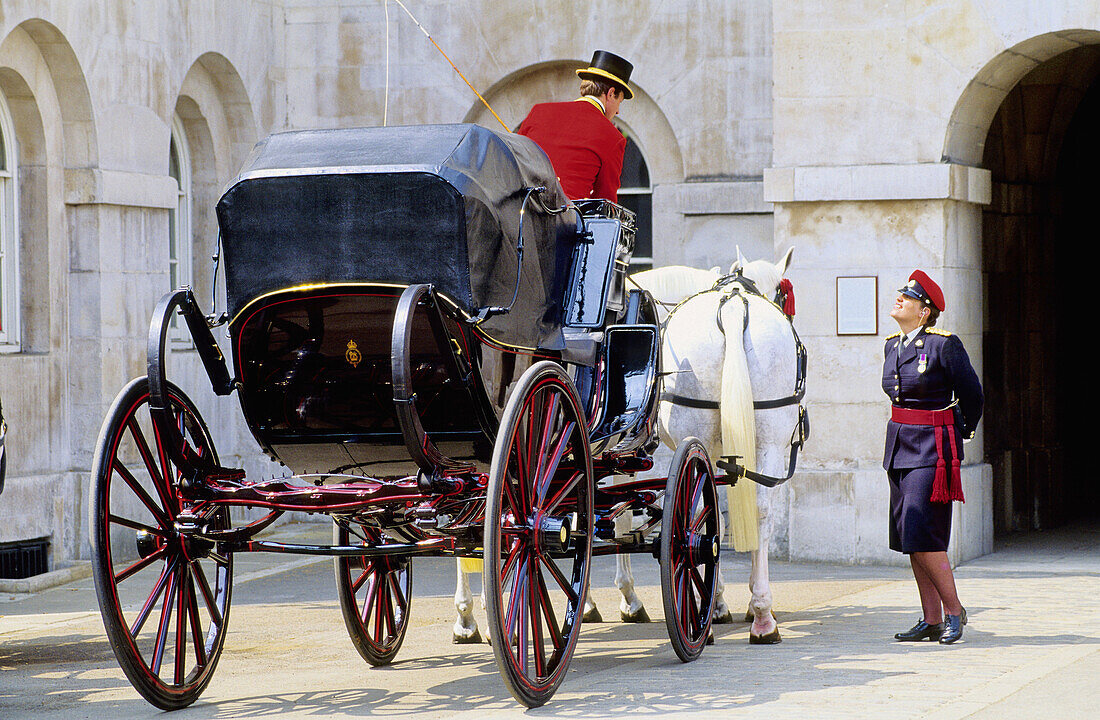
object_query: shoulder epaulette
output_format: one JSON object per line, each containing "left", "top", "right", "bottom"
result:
{"left": 885, "top": 331, "right": 901, "bottom": 340}
{"left": 926, "top": 327, "right": 953, "bottom": 336}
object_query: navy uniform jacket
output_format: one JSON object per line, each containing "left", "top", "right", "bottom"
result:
{"left": 882, "top": 326, "right": 983, "bottom": 470}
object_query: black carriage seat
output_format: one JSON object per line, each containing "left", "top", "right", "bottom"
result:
{"left": 564, "top": 199, "right": 637, "bottom": 330}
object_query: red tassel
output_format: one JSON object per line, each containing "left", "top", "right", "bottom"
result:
{"left": 779, "top": 278, "right": 795, "bottom": 317}
{"left": 947, "top": 429, "right": 965, "bottom": 502}
{"left": 950, "top": 460, "right": 965, "bottom": 502}
{"left": 930, "top": 462, "right": 950, "bottom": 503}
{"left": 930, "top": 427, "right": 950, "bottom": 503}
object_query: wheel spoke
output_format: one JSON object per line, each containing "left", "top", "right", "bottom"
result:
{"left": 151, "top": 565, "right": 179, "bottom": 677}
{"left": 127, "top": 418, "right": 176, "bottom": 518}
{"left": 539, "top": 552, "right": 579, "bottom": 604}
{"left": 175, "top": 566, "right": 189, "bottom": 685}
{"left": 532, "top": 392, "right": 560, "bottom": 493}
{"left": 112, "top": 459, "right": 172, "bottom": 530}
{"left": 387, "top": 571, "right": 408, "bottom": 625}
{"left": 129, "top": 557, "right": 175, "bottom": 637}
{"left": 108, "top": 513, "right": 167, "bottom": 538}
{"left": 115, "top": 546, "right": 169, "bottom": 585}
{"left": 515, "top": 552, "right": 530, "bottom": 676}
{"left": 186, "top": 570, "right": 207, "bottom": 668}
{"left": 529, "top": 556, "right": 545, "bottom": 678}
{"left": 360, "top": 571, "right": 379, "bottom": 628}
{"left": 544, "top": 470, "right": 581, "bottom": 515}
{"left": 504, "top": 554, "right": 529, "bottom": 643}
{"left": 534, "top": 559, "right": 563, "bottom": 651}
{"left": 535, "top": 420, "right": 574, "bottom": 508}
{"left": 189, "top": 560, "right": 223, "bottom": 628}
{"left": 351, "top": 565, "right": 371, "bottom": 593}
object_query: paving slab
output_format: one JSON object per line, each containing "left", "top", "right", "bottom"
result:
{"left": 1, "top": 521, "right": 1097, "bottom": 719}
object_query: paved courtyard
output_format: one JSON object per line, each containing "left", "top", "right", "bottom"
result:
{"left": 2, "top": 521, "right": 1097, "bottom": 719}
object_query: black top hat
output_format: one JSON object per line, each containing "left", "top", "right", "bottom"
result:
{"left": 576, "top": 50, "right": 634, "bottom": 99}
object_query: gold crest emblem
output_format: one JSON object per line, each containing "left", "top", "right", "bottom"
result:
{"left": 345, "top": 340, "right": 361, "bottom": 368}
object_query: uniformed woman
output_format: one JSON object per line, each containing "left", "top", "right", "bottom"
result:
{"left": 882, "top": 270, "right": 983, "bottom": 645}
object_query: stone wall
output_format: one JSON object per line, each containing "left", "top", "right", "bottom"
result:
{"left": 3, "top": 0, "right": 1099, "bottom": 569}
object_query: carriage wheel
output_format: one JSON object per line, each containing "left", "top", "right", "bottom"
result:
{"left": 660, "top": 437, "right": 720, "bottom": 662}
{"left": 484, "top": 361, "right": 594, "bottom": 708}
{"left": 91, "top": 377, "right": 232, "bottom": 710}
{"left": 334, "top": 523, "right": 412, "bottom": 665}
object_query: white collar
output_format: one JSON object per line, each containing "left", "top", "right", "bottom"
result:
{"left": 576, "top": 95, "right": 606, "bottom": 113}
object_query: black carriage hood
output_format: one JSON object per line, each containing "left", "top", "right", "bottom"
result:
{"left": 217, "top": 123, "right": 576, "bottom": 350}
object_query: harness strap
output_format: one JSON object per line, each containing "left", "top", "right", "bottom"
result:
{"left": 890, "top": 406, "right": 965, "bottom": 504}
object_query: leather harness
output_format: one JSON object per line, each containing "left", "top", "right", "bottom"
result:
{"left": 662, "top": 273, "right": 809, "bottom": 488}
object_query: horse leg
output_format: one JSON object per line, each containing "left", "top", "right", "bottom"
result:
{"left": 614, "top": 511, "right": 650, "bottom": 622}
{"left": 453, "top": 559, "right": 483, "bottom": 644}
{"left": 747, "top": 494, "right": 780, "bottom": 644}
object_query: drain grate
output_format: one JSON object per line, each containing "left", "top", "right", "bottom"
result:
{"left": 0, "top": 537, "right": 50, "bottom": 579}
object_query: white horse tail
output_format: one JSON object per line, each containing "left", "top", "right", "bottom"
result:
{"left": 718, "top": 292, "right": 759, "bottom": 551}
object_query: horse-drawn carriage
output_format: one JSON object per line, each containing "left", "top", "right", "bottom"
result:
{"left": 91, "top": 123, "right": 725, "bottom": 709}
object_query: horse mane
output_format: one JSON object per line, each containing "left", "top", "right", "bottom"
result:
{"left": 629, "top": 265, "right": 719, "bottom": 304}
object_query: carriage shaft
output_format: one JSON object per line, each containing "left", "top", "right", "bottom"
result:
{"left": 227, "top": 538, "right": 455, "bottom": 558}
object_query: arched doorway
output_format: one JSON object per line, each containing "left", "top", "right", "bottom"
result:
{"left": 980, "top": 44, "right": 1100, "bottom": 533}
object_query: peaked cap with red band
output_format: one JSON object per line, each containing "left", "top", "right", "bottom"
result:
{"left": 898, "top": 270, "right": 945, "bottom": 312}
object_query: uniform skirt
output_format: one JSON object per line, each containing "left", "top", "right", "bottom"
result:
{"left": 888, "top": 466, "right": 952, "bottom": 553}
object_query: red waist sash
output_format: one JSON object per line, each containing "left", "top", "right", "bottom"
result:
{"left": 891, "top": 406, "right": 964, "bottom": 504}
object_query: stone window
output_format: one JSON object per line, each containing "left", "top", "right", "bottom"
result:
{"left": 168, "top": 113, "right": 192, "bottom": 341}
{"left": 0, "top": 92, "right": 18, "bottom": 351}
{"left": 616, "top": 133, "right": 651, "bottom": 271}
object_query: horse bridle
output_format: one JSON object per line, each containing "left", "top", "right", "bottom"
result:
{"left": 661, "top": 272, "right": 810, "bottom": 487}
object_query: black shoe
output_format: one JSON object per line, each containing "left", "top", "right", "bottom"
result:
{"left": 939, "top": 613, "right": 964, "bottom": 644}
{"left": 895, "top": 619, "right": 944, "bottom": 641}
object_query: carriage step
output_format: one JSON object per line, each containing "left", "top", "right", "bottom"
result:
{"left": 203, "top": 465, "right": 246, "bottom": 483}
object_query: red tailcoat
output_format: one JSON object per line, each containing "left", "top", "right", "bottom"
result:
{"left": 517, "top": 99, "right": 626, "bottom": 202}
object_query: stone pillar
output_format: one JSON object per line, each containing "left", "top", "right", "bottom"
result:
{"left": 764, "top": 162, "right": 994, "bottom": 564}
{"left": 65, "top": 168, "right": 177, "bottom": 561}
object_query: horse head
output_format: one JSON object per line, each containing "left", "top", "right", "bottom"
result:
{"left": 730, "top": 246, "right": 793, "bottom": 299}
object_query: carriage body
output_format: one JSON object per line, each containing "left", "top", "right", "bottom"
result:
{"left": 91, "top": 124, "right": 718, "bottom": 711}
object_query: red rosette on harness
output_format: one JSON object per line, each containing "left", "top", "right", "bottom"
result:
{"left": 778, "top": 278, "right": 795, "bottom": 317}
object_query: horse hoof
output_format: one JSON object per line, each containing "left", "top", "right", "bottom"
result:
{"left": 706, "top": 630, "right": 715, "bottom": 645}
{"left": 452, "top": 629, "right": 483, "bottom": 645}
{"left": 712, "top": 608, "right": 734, "bottom": 624}
{"left": 583, "top": 606, "right": 604, "bottom": 623}
{"left": 749, "top": 628, "right": 782, "bottom": 645}
{"left": 620, "top": 607, "right": 651, "bottom": 623}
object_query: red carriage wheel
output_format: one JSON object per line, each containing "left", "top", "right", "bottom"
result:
{"left": 334, "top": 523, "right": 412, "bottom": 665}
{"left": 91, "top": 377, "right": 232, "bottom": 710}
{"left": 660, "top": 437, "right": 719, "bottom": 662}
{"left": 484, "top": 361, "right": 594, "bottom": 708}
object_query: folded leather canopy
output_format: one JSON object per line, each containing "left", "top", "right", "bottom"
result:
{"left": 217, "top": 123, "right": 576, "bottom": 350}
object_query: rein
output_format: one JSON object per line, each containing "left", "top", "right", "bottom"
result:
{"left": 661, "top": 272, "right": 810, "bottom": 487}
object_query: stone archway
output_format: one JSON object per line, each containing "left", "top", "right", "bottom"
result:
{"left": 948, "top": 34, "right": 1100, "bottom": 533}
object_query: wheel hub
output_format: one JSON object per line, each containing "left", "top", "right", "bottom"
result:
{"left": 537, "top": 514, "right": 572, "bottom": 554}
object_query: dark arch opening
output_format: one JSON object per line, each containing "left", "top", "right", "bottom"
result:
{"left": 982, "top": 45, "right": 1100, "bottom": 533}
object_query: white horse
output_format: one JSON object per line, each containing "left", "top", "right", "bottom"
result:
{"left": 453, "top": 248, "right": 804, "bottom": 645}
